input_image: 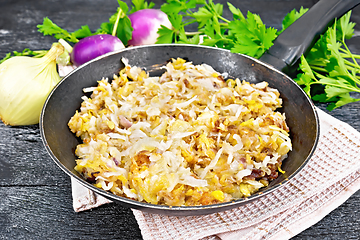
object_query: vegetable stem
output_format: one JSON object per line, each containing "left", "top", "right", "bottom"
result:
{"left": 219, "top": 22, "right": 229, "bottom": 28}
{"left": 340, "top": 52, "right": 360, "bottom": 59}
{"left": 112, "top": 8, "right": 123, "bottom": 36}
{"left": 341, "top": 39, "right": 360, "bottom": 69}
{"left": 308, "top": 80, "right": 359, "bottom": 92}
{"left": 309, "top": 66, "right": 328, "bottom": 73}
{"left": 184, "top": 31, "right": 202, "bottom": 36}
{"left": 218, "top": 15, "right": 230, "bottom": 24}
{"left": 183, "top": 19, "right": 198, "bottom": 27}
{"left": 343, "top": 59, "right": 360, "bottom": 70}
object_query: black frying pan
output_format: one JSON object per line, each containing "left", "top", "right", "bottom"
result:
{"left": 40, "top": 0, "right": 360, "bottom": 215}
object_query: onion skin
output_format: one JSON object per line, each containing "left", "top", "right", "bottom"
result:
{"left": 70, "top": 34, "right": 125, "bottom": 66}
{"left": 128, "top": 9, "right": 172, "bottom": 46}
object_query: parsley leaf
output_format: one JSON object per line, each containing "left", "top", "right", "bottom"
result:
{"left": 156, "top": 25, "right": 175, "bottom": 44}
{"left": 96, "top": 22, "right": 113, "bottom": 35}
{"left": 129, "top": 0, "right": 155, "bottom": 14}
{"left": 227, "top": 2, "right": 244, "bottom": 20}
{"left": 337, "top": 11, "right": 355, "bottom": 40}
{"left": 156, "top": 13, "right": 185, "bottom": 44}
{"left": 116, "top": 17, "right": 133, "bottom": 45}
{"left": 328, "top": 93, "right": 360, "bottom": 110}
{"left": 178, "top": 31, "right": 200, "bottom": 44}
{"left": 72, "top": 25, "right": 93, "bottom": 39}
{"left": 228, "top": 11, "right": 277, "bottom": 58}
{"left": 280, "top": 7, "right": 308, "bottom": 33}
{"left": 161, "top": 0, "right": 197, "bottom": 15}
{"left": 193, "top": 7, "right": 213, "bottom": 28}
{"left": 37, "top": 17, "right": 82, "bottom": 43}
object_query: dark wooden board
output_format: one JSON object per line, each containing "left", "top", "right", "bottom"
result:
{"left": 0, "top": 0, "right": 360, "bottom": 239}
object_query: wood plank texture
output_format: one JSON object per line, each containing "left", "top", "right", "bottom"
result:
{"left": 0, "top": 0, "right": 359, "bottom": 239}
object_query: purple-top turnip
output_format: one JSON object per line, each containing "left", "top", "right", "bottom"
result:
{"left": 128, "top": 9, "right": 172, "bottom": 46}
{"left": 70, "top": 34, "right": 125, "bottom": 66}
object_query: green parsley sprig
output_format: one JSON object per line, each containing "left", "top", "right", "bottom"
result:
{"left": 294, "top": 11, "right": 360, "bottom": 110}
{"left": 37, "top": 17, "right": 93, "bottom": 43}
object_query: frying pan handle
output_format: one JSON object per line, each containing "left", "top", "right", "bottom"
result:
{"left": 259, "top": 0, "right": 360, "bottom": 73}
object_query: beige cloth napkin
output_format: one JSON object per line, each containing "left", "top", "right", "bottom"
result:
{"left": 71, "top": 107, "right": 360, "bottom": 239}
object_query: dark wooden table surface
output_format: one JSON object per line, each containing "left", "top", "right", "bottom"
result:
{"left": 1, "top": 0, "right": 360, "bottom": 239}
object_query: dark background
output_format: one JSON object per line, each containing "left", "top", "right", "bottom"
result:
{"left": 0, "top": 0, "right": 360, "bottom": 239}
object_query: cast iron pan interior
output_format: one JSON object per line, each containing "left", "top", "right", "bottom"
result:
{"left": 40, "top": 44, "right": 319, "bottom": 215}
